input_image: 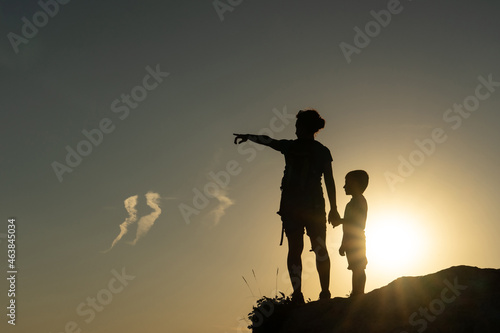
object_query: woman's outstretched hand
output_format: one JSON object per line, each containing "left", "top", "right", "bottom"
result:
{"left": 233, "top": 133, "right": 249, "bottom": 144}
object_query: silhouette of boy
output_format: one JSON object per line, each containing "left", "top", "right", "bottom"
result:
{"left": 338, "top": 170, "right": 369, "bottom": 297}
{"left": 234, "top": 109, "right": 341, "bottom": 303}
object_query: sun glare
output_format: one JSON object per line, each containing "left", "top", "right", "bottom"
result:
{"left": 366, "top": 211, "right": 427, "bottom": 276}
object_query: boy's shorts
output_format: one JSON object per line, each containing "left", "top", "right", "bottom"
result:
{"left": 345, "top": 239, "right": 368, "bottom": 270}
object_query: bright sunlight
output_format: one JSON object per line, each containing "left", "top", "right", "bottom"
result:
{"left": 366, "top": 211, "right": 428, "bottom": 276}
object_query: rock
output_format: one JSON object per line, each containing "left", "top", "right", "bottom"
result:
{"left": 248, "top": 266, "right": 500, "bottom": 333}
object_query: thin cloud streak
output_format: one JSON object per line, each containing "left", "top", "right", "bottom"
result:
{"left": 103, "top": 192, "right": 162, "bottom": 252}
{"left": 130, "top": 192, "right": 162, "bottom": 245}
{"left": 103, "top": 195, "right": 138, "bottom": 253}
{"left": 204, "top": 189, "right": 233, "bottom": 227}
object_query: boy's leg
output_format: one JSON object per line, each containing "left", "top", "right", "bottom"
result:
{"left": 286, "top": 231, "right": 304, "bottom": 296}
{"left": 351, "top": 268, "right": 366, "bottom": 296}
{"left": 347, "top": 239, "right": 367, "bottom": 296}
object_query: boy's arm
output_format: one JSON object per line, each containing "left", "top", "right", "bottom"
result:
{"left": 233, "top": 133, "right": 281, "bottom": 151}
{"left": 343, "top": 198, "right": 367, "bottom": 230}
{"left": 338, "top": 199, "right": 367, "bottom": 256}
{"left": 324, "top": 162, "right": 341, "bottom": 226}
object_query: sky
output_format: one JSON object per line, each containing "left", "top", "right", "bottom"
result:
{"left": 1, "top": 0, "right": 500, "bottom": 332}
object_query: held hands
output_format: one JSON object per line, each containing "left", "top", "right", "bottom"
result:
{"left": 330, "top": 210, "right": 344, "bottom": 255}
{"left": 233, "top": 133, "right": 249, "bottom": 144}
{"left": 328, "top": 209, "right": 341, "bottom": 228}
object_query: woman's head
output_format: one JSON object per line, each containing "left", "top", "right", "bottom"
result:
{"left": 295, "top": 109, "right": 325, "bottom": 138}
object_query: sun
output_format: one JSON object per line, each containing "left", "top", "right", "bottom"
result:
{"left": 365, "top": 211, "right": 428, "bottom": 276}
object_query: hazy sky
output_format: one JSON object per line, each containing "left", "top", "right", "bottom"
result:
{"left": 1, "top": 0, "right": 500, "bottom": 332}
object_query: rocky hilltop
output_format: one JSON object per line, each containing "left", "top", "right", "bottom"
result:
{"left": 249, "top": 266, "right": 500, "bottom": 333}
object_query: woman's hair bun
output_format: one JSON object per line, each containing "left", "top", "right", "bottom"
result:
{"left": 296, "top": 109, "right": 325, "bottom": 133}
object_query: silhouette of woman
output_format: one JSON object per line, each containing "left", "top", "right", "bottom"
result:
{"left": 234, "top": 109, "right": 340, "bottom": 302}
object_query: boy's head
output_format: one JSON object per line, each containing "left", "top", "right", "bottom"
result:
{"left": 295, "top": 109, "right": 325, "bottom": 138}
{"left": 344, "top": 170, "right": 369, "bottom": 195}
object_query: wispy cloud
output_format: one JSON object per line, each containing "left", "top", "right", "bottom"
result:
{"left": 103, "top": 192, "right": 162, "bottom": 252}
{"left": 103, "top": 195, "right": 138, "bottom": 253}
{"left": 130, "top": 192, "right": 162, "bottom": 245}
{"left": 203, "top": 189, "right": 233, "bottom": 227}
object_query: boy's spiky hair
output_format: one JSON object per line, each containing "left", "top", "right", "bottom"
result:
{"left": 346, "top": 170, "right": 369, "bottom": 193}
